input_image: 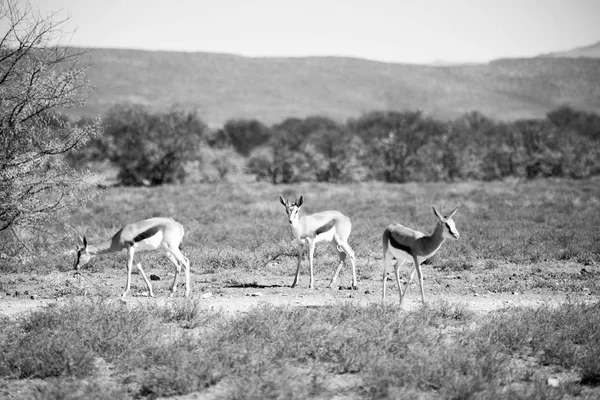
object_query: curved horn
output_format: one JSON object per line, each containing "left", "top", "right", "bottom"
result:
{"left": 447, "top": 206, "right": 459, "bottom": 219}
{"left": 432, "top": 206, "right": 444, "bottom": 221}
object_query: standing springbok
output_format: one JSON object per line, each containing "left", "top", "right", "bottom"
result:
{"left": 382, "top": 206, "right": 460, "bottom": 306}
{"left": 74, "top": 217, "right": 191, "bottom": 297}
{"left": 279, "top": 195, "right": 357, "bottom": 289}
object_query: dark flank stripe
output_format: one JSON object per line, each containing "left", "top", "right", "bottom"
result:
{"left": 315, "top": 219, "right": 336, "bottom": 235}
{"left": 133, "top": 226, "right": 161, "bottom": 243}
{"left": 388, "top": 232, "right": 413, "bottom": 255}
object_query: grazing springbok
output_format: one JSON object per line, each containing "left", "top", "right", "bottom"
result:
{"left": 382, "top": 206, "right": 460, "bottom": 306}
{"left": 279, "top": 195, "right": 357, "bottom": 289}
{"left": 74, "top": 217, "right": 191, "bottom": 297}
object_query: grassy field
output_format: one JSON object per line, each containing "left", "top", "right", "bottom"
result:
{"left": 0, "top": 178, "right": 599, "bottom": 399}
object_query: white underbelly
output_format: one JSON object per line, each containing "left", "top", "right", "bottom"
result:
{"left": 386, "top": 242, "right": 427, "bottom": 270}
{"left": 315, "top": 228, "right": 336, "bottom": 242}
{"left": 388, "top": 246, "right": 413, "bottom": 262}
{"left": 134, "top": 232, "right": 164, "bottom": 251}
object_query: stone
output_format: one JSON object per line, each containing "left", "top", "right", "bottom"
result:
{"left": 547, "top": 377, "right": 559, "bottom": 387}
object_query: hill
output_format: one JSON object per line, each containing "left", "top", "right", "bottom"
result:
{"left": 543, "top": 40, "right": 600, "bottom": 59}
{"left": 73, "top": 48, "right": 600, "bottom": 126}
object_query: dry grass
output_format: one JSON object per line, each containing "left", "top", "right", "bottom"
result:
{"left": 1, "top": 299, "right": 599, "bottom": 398}
{"left": 0, "top": 178, "right": 599, "bottom": 398}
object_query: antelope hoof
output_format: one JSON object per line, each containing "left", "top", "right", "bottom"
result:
{"left": 121, "top": 291, "right": 129, "bottom": 298}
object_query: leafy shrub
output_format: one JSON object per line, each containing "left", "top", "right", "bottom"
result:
{"left": 102, "top": 105, "right": 208, "bottom": 186}
{"left": 212, "top": 118, "right": 272, "bottom": 156}
{"left": 194, "top": 147, "right": 245, "bottom": 182}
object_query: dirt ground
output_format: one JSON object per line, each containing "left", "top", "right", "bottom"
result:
{"left": 1, "top": 266, "right": 595, "bottom": 318}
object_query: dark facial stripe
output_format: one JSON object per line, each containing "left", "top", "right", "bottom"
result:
{"left": 133, "top": 226, "right": 161, "bottom": 243}
{"left": 389, "top": 233, "right": 413, "bottom": 255}
{"left": 445, "top": 222, "right": 457, "bottom": 236}
{"left": 315, "top": 219, "right": 335, "bottom": 235}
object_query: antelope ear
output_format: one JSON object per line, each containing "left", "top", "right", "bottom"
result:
{"left": 447, "top": 206, "right": 459, "bottom": 219}
{"left": 279, "top": 195, "right": 286, "bottom": 206}
{"left": 432, "top": 206, "right": 444, "bottom": 221}
{"left": 297, "top": 195, "right": 304, "bottom": 207}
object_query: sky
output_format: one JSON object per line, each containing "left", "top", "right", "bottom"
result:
{"left": 25, "top": 0, "right": 600, "bottom": 64}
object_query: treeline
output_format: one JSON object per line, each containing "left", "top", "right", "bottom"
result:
{"left": 70, "top": 104, "right": 600, "bottom": 185}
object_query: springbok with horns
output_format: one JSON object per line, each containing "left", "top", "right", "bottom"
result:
{"left": 382, "top": 206, "right": 460, "bottom": 306}
{"left": 74, "top": 217, "right": 191, "bottom": 297}
{"left": 279, "top": 195, "right": 357, "bottom": 289}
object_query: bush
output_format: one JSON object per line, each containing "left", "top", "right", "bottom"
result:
{"left": 0, "top": 298, "right": 160, "bottom": 379}
{"left": 102, "top": 105, "right": 208, "bottom": 186}
{"left": 194, "top": 147, "right": 245, "bottom": 182}
{"left": 212, "top": 119, "right": 272, "bottom": 156}
{"left": 0, "top": 1, "right": 102, "bottom": 236}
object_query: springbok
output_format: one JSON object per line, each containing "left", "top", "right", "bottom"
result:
{"left": 74, "top": 217, "right": 191, "bottom": 297}
{"left": 382, "top": 206, "right": 460, "bottom": 306}
{"left": 280, "top": 195, "right": 357, "bottom": 289}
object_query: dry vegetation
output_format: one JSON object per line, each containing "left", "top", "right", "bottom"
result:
{"left": 0, "top": 178, "right": 599, "bottom": 399}
{"left": 77, "top": 48, "right": 600, "bottom": 125}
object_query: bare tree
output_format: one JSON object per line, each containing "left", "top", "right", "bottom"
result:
{"left": 0, "top": 0, "right": 101, "bottom": 237}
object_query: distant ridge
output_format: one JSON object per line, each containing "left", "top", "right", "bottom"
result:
{"left": 541, "top": 40, "right": 600, "bottom": 59}
{"left": 72, "top": 47, "right": 600, "bottom": 126}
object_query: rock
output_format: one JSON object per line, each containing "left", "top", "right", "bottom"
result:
{"left": 547, "top": 377, "right": 559, "bottom": 387}
{"left": 200, "top": 292, "right": 213, "bottom": 299}
{"left": 246, "top": 292, "right": 263, "bottom": 297}
{"left": 30, "top": 295, "right": 37, "bottom": 300}
{"left": 150, "top": 274, "right": 161, "bottom": 281}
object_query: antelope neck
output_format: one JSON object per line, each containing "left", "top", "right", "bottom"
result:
{"left": 289, "top": 216, "right": 303, "bottom": 239}
{"left": 419, "top": 222, "right": 446, "bottom": 255}
{"left": 88, "top": 239, "right": 119, "bottom": 256}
